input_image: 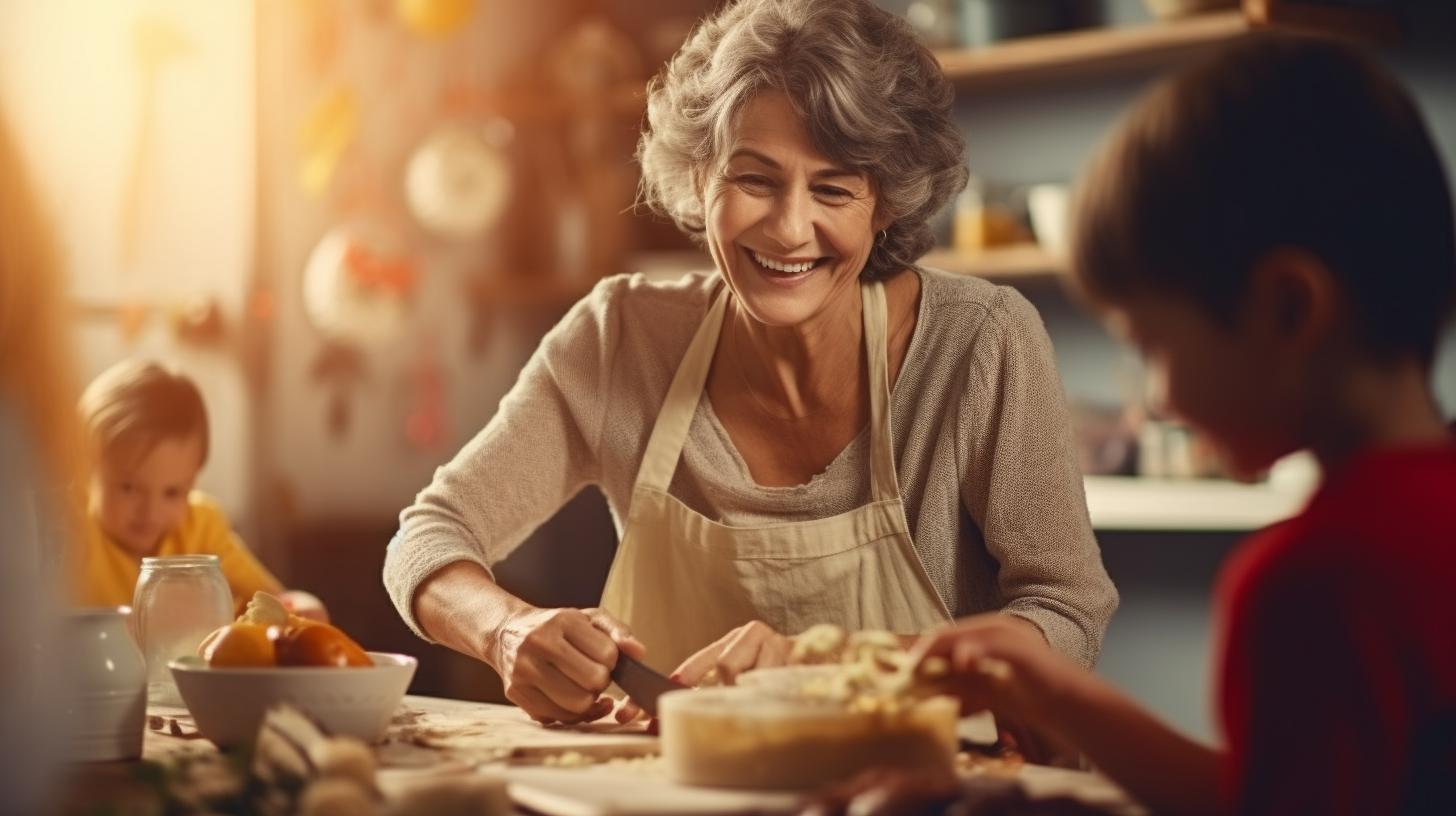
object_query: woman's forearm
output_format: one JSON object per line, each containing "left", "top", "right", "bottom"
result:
{"left": 413, "top": 560, "right": 534, "bottom": 671}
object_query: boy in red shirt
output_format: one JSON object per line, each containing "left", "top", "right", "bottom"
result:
{"left": 912, "top": 35, "right": 1456, "bottom": 815}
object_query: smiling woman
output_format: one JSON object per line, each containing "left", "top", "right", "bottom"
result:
{"left": 385, "top": 0, "right": 1117, "bottom": 729}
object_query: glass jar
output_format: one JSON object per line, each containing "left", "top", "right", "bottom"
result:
{"left": 132, "top": 555, "right": 232, "bottom": 707}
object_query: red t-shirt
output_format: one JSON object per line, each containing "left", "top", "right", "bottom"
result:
{"left": 1216, "top": 445, "right": 1456, "bottom": 815}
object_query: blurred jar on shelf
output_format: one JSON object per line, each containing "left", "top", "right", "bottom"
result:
{"left": 1141, "top": 0, "right": 1240, "bottom": 21}
{"left": 906, "top": 0, "right": 958, "bottom": 48}
{"left": 957, "top": 0, "right": 1104, "bottom": 47}
{"left": 954, "top": 176, "right": 1033, "bottom": 254}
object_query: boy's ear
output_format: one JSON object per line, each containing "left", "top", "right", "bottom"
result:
{"left": 1245, "top": 247, "right": 1339, "bottom": 356}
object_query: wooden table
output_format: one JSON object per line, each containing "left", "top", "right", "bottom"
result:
{"left": 51, "top": 696, "right": 1145, "bottom": 816}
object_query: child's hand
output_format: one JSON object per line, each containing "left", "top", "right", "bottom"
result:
{"left": 278, "top": 590, "right": 330, "bottom": 624}
{"left": 912, "top": 613, "right": 1083, "bottom": 765}
{"left": 913, "top": 614, "right": 1047, "bottom": 708}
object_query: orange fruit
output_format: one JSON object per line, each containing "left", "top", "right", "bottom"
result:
{"left": 200, "top": 622, "right": 276, "bottom": 668}
{"left": 274, "top": 623, "right": 371, "bottom": 668}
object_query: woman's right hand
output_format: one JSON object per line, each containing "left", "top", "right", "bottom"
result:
{"left": 492, "top": 605, "right": 644, "bottom": 725}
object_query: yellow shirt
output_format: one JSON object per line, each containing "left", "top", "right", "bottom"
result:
{"left": 72, "top": 491, "right": 283, "bottom": 615}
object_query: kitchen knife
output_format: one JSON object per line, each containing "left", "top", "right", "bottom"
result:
{"left": 610, "top": 653, "right": 688, "bottom": 717}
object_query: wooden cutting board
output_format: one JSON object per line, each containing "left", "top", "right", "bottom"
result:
{"left": 386, "top": 695, "right": 659, "bottom": 763}
{"left": 503, "top": 765, "right": 804, "bottom": 816}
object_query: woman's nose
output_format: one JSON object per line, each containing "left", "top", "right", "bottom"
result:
{"left": 762, "top": 186, "right": 812, "bottom": 249}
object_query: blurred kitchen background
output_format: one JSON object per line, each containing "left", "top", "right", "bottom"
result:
{"left": 2, "top": 0, "right": 1453, "bottom": 742}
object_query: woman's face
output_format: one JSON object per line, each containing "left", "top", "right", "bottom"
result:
{"left": 702, "top": 91, "right": 882, "bottom": 328}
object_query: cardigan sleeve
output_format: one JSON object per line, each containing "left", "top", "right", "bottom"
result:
{"left": 959, "top": 287, "right": 1118, "bottom": 668}
{"left": 384, "top": 278, "right": 622, "bottom": 640}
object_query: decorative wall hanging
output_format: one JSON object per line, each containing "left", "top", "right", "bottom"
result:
{"left": 396, "top": 0, "right": 477, "bottom": 38}
{"left": 404, "top": 122, "right": 512, "bottom": 240}
{"left": 403, "top": 337, "right": 448, "bottom": 452}
{"left": 300, "top": 220, "right": 418, "bottom": 349}
{"left": 120, "top": 15, "right": 192, "bottom": 269}
{"left": 297, "top": 85, "right": 359, "bottom": 196}
{"left": 308, "top": 340, "right": 367, "bottom": 439}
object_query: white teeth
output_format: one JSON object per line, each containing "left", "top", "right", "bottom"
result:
{"left": 752, "top": 251, "right": 816, "bottom": 274}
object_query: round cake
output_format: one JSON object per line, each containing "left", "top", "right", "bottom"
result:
{"left": 658, "top": 684, "right": 958, "bottom": 790}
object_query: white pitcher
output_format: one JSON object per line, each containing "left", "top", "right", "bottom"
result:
{"left": 63, "top": 606, "right": 147, "bottom": 762}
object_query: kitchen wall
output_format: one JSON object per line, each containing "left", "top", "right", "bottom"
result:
{"left": 0, "top": 0, "right": 259, "bottom": 535}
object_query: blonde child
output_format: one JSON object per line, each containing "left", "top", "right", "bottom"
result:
{"left": 905, "top": 36, "right": 1456, "bottom": 816}
{"left": 73, "top": 359, "right": 328, "bottom": 621}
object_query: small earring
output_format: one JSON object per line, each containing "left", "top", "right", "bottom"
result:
{"left": 878, "top": 229, "right": 888, "bottom": 243}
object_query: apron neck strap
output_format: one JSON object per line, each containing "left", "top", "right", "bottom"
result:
{"left": 862, "top": 279, "right": 900, "bottom": 502}
{"left": 634, "top": 278, "right": 902, "bottom": 504}
{"left": 634, "top": 284, "right": 731, "bottom": 491}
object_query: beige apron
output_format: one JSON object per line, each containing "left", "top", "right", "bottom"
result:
{"left": 599, "top": 280, "right": 953, "bottom": 673}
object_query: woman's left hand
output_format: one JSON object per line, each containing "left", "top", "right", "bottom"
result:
{"left": 616, "top": 620, "right": 794, "bottom": 721}
{"left": 673, "top": 620, "right": 794, "bottom": 687}
{"left": 614, "top": 618, "right": 788, "bottom": 723}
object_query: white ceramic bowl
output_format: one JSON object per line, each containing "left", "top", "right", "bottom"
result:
{"left": 169, "top": 652, "right": 417, "bottom": 747}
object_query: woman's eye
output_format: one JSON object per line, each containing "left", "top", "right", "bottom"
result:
{"left": 815, "top": 186, "right": 853, "bottom": 203}
{"left": 733, "top": 174, "right": 773, "bottom": 193}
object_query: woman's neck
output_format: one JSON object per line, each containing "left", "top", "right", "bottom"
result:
{"left": 729, "top": 287, "right": 865, "bottom": 421}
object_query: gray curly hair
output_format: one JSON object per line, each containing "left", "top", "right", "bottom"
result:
{"left": 636, "top": 0, "right": 967, "bottom": 281}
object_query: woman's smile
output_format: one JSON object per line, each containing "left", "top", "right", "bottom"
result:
{"left": 748, "top": 248, "right": 826, "bottom": 284}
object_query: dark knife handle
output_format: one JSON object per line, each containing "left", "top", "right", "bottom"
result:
{"left": 610, "top": 653, "right": 688, "bottom": 717}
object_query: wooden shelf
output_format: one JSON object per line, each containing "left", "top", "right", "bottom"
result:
{"left": 1085, "top": 452, "right": 1318, "bottom": 531}
{"left": 1084, "top": 475, "right": 1310, "bottom": 531}
{"left": 935, "top": 2, "right": 1399, "bottom": 91}
{"left": 919, "top": 244, "right": 1063, "bottom": 281}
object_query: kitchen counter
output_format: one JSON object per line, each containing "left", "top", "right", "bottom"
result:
{"left": 52, "top": 695, "right": 1146, "bottom": 816}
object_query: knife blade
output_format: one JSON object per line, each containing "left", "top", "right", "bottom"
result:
{"left": 610, "top": 653, "right": 688, "bottom": 717}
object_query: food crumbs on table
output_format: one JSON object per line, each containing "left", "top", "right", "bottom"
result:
{"left": 542, "top": 750, "right": 592, "bottom": 768}
{"left": 604, "top": 755, "right": 664, "bottom": 775}
{"left": 955, "top": 748, "right": 1025, "bottom": 777}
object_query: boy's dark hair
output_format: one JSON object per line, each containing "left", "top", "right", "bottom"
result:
{"left": 1071, "top": 34, "right": 1456, "bottom": 366}
{"left": 78, "top": 360, "right": 209, "bottom": 469}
